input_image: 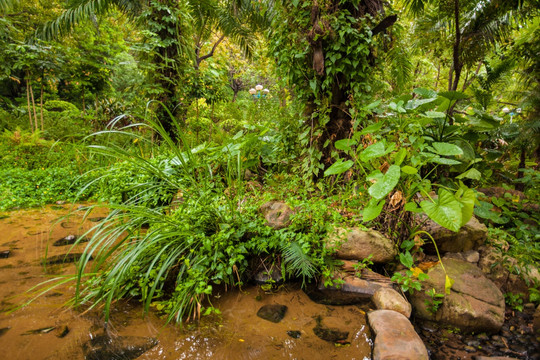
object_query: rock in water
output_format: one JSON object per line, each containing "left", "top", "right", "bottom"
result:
{"left": 83, "top": 334, "right": 158, "bottom": 360}
{"left": 368, "top": 310, "right": 429, "bottom": 360}
{"left": 0, "top": 250, "right": 10, "bottom": 258}
{"left": 0, "top": 327, "right": 10, "bottom": 337}
{"left": 287, "top": 330, "right": 301, "bottom": 339}
{"left": 53, "top": 235, "right": 88, "bottom": 247}
{"left": 312, "top": 316, "right": 349, "bottom": 342}
{"left": 256, "top": 304, "right": 287, "bottom": 323}
{"left": 44, "top": 253, "right": 91, "bottom": 265}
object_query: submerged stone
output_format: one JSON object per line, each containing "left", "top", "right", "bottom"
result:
{"left": 53, "top": 235, "right": 88, "bottom": 247}
{"left": 0, "top": 250, "right": 10, "bottom": 258}
{"left": 83, "top": 334, "right": 158, "bottom": 360}
{"left": 0, "top": 327, "right": 10, "bottom": 337}
{"left": 256, "top": 304, "right": 287, "bottom": 323}
{"left": 313, "top": 316, "right": 349, "bottom": 343}
{"left": 44, "top": 253, "right": 91, "bottom": 265}
{"left": 287, "top": 330, "right": 301, "bottom": 339}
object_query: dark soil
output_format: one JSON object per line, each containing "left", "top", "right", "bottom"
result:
{"left": 416, "top": 304, "right": 540, "bottom": 360}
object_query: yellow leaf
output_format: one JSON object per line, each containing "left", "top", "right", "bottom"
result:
{"left": 445, "top": 275, "right": 454, "bottom": 294}
{"left": 410, "top": 267, "right": 424, "bottom": 277}
{"left": 238, "top": 339, "right": 244, "bottom": 342}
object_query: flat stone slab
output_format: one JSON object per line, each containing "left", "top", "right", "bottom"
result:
{"left": 305, "top": 270, "right": 394, "bottom": 305}
{"left": 368, "top": 310, "right": 428, "bottom": 360}
{"left": 256, "top": 304, "right": 287, "bottom": 323}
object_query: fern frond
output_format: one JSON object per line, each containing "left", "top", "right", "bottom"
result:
{"left": 281, "top": 241, "right": 317, "bottom": 282}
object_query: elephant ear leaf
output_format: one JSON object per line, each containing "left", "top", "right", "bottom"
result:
{"left": 368, "top": 165, "right": 401, "bottom": 200}
{"left": 455, "top": 187, "right": 475, "bottom": 227}
{"left": 420, "top": 189, "right": 462, "bottom": 232}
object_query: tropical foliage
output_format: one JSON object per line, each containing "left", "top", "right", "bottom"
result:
{"left": 0, "top": 0, "right": 538, "bottom": 322}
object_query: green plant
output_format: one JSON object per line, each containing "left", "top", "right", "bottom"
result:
{"left": 425, "top": 288, "right": 445, "bottom": 314}
{"left": 504, "top": 292, "right": 524, "bottom": 312}
{"left": 352, "top": 254, "right": 373, "bottom": 277}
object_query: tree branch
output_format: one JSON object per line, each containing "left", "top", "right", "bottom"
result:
{"left": 195, "top": 35, "right": 226, "bottom": 69}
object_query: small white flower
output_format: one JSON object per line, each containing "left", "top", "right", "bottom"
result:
{"left": 255, "top": 84, "right": 263, "bottom": 91}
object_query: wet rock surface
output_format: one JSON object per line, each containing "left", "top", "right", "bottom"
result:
{"left": 417, "top": 305, "right": 540, "bottom": 360}
{"left": 369, "top": 309, "right": 429, "bottom": 360}
{"left": 304, "top": 270, "right": 393, "bottom": 305}
{"left": 312, "top": 316, "right": 349, "bottom": 343}
{"left": 83, "top": 334, "right": 158, "bottom": 360}
{"left": 256, "top": 304, "right": 287, "bottom": 323}
{"left": 52, "top": 234, "right": 88, "bottom": 247}
{"left": 372, "top": 287, "right": 412, "bottom": 318}
{"left": 327, "top": 227, "right": 397, "bottom": 263}
{"left": 0, "top": 249, "right": 10, "bottom": 258}
{"left": 410, "top": 257, "right": 505, "bottom": 333}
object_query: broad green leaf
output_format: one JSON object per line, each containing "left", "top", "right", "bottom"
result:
{"left": 362, "top": 100, "right": 381, "bottom": 111}
{"left": 430, "top": 157, "right": 462, "bottom": 165}
{"left": 420, "top": 189, "right": 462, "bottom": 232}
{"left": 424, "top": 111, "right": 446, "bottom": 118}
{"left": 393, "top": 148, "right": 407, "bottom": 166}
{"left": 358, "top": 122, "right": 384, "bottom": 135}
{"left": 404, "top": 202, "right": 420, "bottom": 212}
{"left": 455, "top": 187, "right": 475, "bottom": 226}
{"left": 456, "top": 168, "right": 482, "bottom": 180}
{"left": 432, "top": 142, "right": 463, "bottom": 156}
{"left": 413, "top": 87, "right": 437, "bottom": 98}
{"left": 363, "top": 199, "right": 384, "bottom": 222}
{"left": 399, "top": 251, "right": 414, "bottom": 268}
{"left": 368, "top": 165, "right": 401, "bottom": 200}
{"left": 324, "top": 159, "right": 354, "bottom": 177}
{"left": 401, "top": 165, "right": 418, "bottom": 175}
{"left": 406, "top": 97, "right": 436, "bottom": 110}
{"left": 334, "top": 138, "right": 357, "bottom": 151}
{"left": 439, "top": 91, "right": 468, "bottom": 101}
{"left": 445, "top": 275, "right": 454, "bottom": 294}
{"left": 360, "top": 141, "right": 395, "bottom": 162}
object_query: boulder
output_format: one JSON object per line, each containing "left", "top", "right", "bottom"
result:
{"left": 444, "top": 250, "right": 480, "bottom": 264}
{"left": 326, "top": 228, "right": 397, "bottom": 263}
{"left": 372, "top": 287, "right": 412, "bottom": 318}
{"left": 368, "top": 310, "right": 429, "bottom": 360}
{"left": 409, "top": 257, "right": 505, "bottom": 333}
{"left": 474, "top": 357, "right": 521, "bottom": 360}
{"left": 304, "top": 269, "right": 394, "bottom": 305}
{"left": 260, "top": 201, "right": 294, "bottom": 229}
{"left": 419, "top": 215, "right": 487, "bottom": 254}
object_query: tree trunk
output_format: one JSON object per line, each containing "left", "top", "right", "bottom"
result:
{"left": 515, "top": 147, "right": 527, "bottom": 192}
{"left": 40, "top": 79, "right": 44, "bottom": 131}
{"left": 26, "top": 78, "right": 34, "bottom": 132}
{"left": 29, "top": 80, "right": 38, "bottom": 133}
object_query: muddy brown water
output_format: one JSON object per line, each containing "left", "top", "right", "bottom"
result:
{"left": 0, "top": 204, "right": 372, "bottom": 359}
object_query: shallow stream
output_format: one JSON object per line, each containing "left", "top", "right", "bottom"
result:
{"left": 0, "top": 204, "right": 372, "bottom": 360}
